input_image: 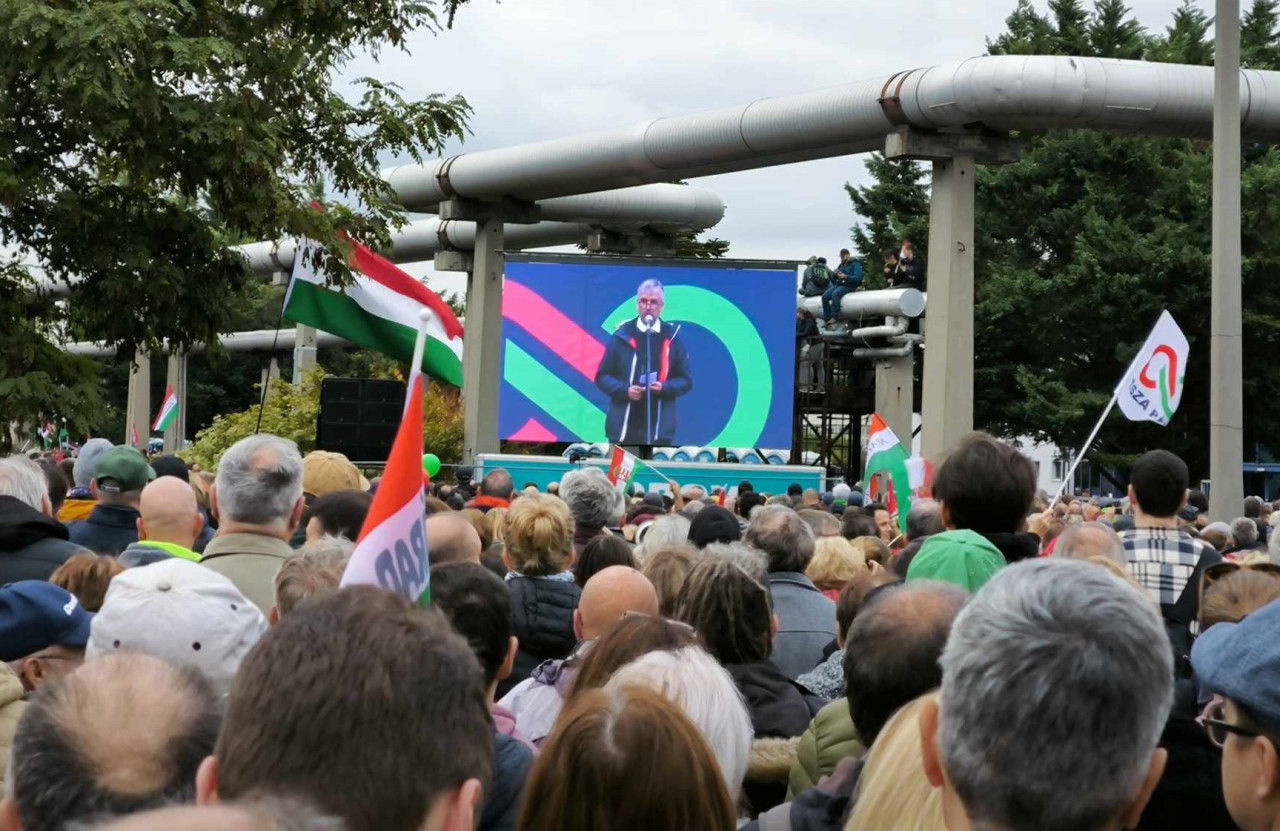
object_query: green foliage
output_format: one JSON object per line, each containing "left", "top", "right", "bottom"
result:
{"left": 675, "top": 232, "right": 731, "bottom": 258}
{"left": 0, "top": 0, "right": 472, "bottom": 431}
{"left": 988, "top": 0, "right": 1059, "bottom": 54}
{"left": 1148, "top": 0, "right": 1214, "bottom": 64}
{"left": 185, "top": 370, "right": 326, "bottom": 470}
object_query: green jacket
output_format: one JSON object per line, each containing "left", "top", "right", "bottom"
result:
{"left": 786, "top": 698, "right": 865, "bottom": 799}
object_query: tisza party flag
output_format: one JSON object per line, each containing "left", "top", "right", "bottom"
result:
{"left": 865, "top": 414, "right": 912, "bottom": 534}
{"left": 607, "top": 446, "right": 637, "bottom": 494}
{"left": 152, "top": 387, "right": 180, "bottom": 432}
{"left": 340, "top": 375, "right": 430, "bottom": 606}
{"left": 284, "top": 240, "right": 464, "bottom": 386}
{"left": 1116, "top": 310, "right": 1190, "bottom": 426}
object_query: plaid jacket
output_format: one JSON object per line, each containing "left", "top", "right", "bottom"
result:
{"left": 1119, "top": 526, "right": 1221, "bottom": 612}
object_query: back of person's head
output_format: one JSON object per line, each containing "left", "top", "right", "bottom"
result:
{"left": 518, "top": 685, "right": 736, "bottom": 831}
{"left": 303, "top": 490, "right": 373, "bottom": 542}
{"left": 805, "top": 536, "right": 867, "bottom": 591}
{"left": 425, "top": 512, "right": 483, "bottom": 567}
{"left": 640, "top": 546, "right": 697, "bottom": 616}
{"left": 35, "top": 457, "right": 67, "bottom": 516}
{"left": 745, "top": 504, "right": 815, "bottom": 573}
{"left": 72, "top": 438, "right": 113, "bottom": 489}
{"left": 1245, "top": 495, "right": 1263, "bottom": 518}
{"left": 458, "top": 508, "right": 492, "bottom": 550}
{"left": 849, "top": 535, "right": 891, "bottom": 566}
{"left": 574, "top": 533, "right": 636, "bottom": 587}
{"left": 92, "top": 797, "right": 348, "bottom": 831}
{"left": 272, "top": 536, "right": 353, "bottom": 620}
{"left": 0, "top": 454, "right": 49, "bottom": 513}
{"left": 136, "top": 474, "right": 204, "bottom": 549}
{"left": 798, "top": 508, "right": 840, "bottom": 539}
{"left": 1200, "top": 564, "right": 1280, "bottom": 629}
{"left": 735, "top": 490, "right": 766, "bottom": 519}
{"left": 429, "top": 562, "right": 515, "bottom": 690}
{"left": 841, "top": 509, "right": 880, "bottom": 541}
{"left": 687, "top": 504, "right": 742, "bottom": 548}
{"left": 213, "top": 435, "right": 304, "bottom": 530}
{"left": 1128, "top": 449, "right": 1189, "bottom": 519}
{"left": 567, "top": 612, "right": 700, "bottom": 701}
{"left": 905, "top": 498, "right": 944, "bottom": 541}
{"left": 931, "top": 433, "right": 1036, "bottom": 534}
{"left": 846, "top": 693, "right": 945, "bottom": 831}
{"left": 635, "top": 515, "right": 691, "bottom": 562}
{"left": 926, "top": 559, "right": 1173, "bottom": 831}
{"left": 210, "top": 586, "right": 493, "bottom": 831}
{"left": 48, "top": 553, "right": 125, "bottom": 612}
{"left": 607, "top": 646, "right": 753, "bottom": 801}
{"left": 1231, "top": 516, "right": 1260, "bottom": 548}
{"left": 675, "top": 557, "right": 772, "bottom": 665}
{"left": 559, "top": 467, "right": 624, "bottom": 530}
{"left": 701, "top": 541, "right": 770, "bottom": 583}
{"left": 6, "top": 654, "right": 219, "bottom": 830}
{"left": 832, "top": 483, "right": 851, "bottom": 502}
{"left": 478, "top": 468, "right": 514, "bottom": 500}
{"left": 503, "top": 493, "right": 574, "bottom": 576}
{"left": 844, "top": 581, "right": 967, "bottom": 745}
{"left": 1053, "top": 520, "right": 1126, "bottom": 567}
{"left": 1202, "top": 524, "right": 1231, "bottom": 553}
{"left": 481, "top": 507, "right": 507, "bottom": 543}
{"left": 575, "top": 565, "right": 659, "bottom": 641}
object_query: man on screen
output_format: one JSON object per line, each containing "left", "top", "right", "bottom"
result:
{"left": 594, "top": 279, "right": 693, "bottom": 445}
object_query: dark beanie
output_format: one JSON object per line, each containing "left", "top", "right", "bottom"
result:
{"left": 688, "top": 506, "right": 742, "bottom": 548}
{"left": 149, "top": 455, "right": 190, "bottom": 483}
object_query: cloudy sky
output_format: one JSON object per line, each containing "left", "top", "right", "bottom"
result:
{"left": 344, "top": 0, "right": 1200, "bottom": 294}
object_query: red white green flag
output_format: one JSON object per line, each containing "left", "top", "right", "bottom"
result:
{"left": 865, "top": 414, "right": 913, "bottom": 534}
{"left": 284, "top": 240, "right": 464, "bottom": 386}
{"left": 340, "top": 375, "right": 430, "bottom": 606}
{"left": 607, "top": 446, "right": 638, "bottom": 494}
{"left": 152, "top": 386, "right": 180, "bottom": 432}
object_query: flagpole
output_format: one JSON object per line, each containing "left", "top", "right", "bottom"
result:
{"left": 404, "top": 309, "right": 432, "bottom": 416}
{"left": 1051, "top": 394, "right": 1118, "bottom": 505}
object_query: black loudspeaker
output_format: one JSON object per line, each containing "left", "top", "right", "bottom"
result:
{"left": 316, "top": 378, "right": 406, "bottom": 463}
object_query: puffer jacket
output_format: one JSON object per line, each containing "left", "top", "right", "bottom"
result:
{"left": 481, "top": 732, "right": 534, "bottom": 831}
{"left": 0, "top": 663, "right": 27, "bottom": 782}
{"left": 0, "top": 495, "right": 88, "bottom": 583}
{"left": 502, "top": 574, "right": 581, "bottom": 698}
{"left": 787, "top": 698, "right": 864, "bottom": 799}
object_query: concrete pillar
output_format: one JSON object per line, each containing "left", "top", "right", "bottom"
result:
{"left": 162, "top": 352, "right": 187, "bottom": 453}
{"left": 920, "top": 155, "right": 976, "bottom": 460}
{"left": 269, "top": 357, "right": 281, "bottom": 381}
{"left": 462, "top": 218, "right": 505, "bottom": 462}
{"left": 293, "top": 325, "right": 317, "bottom": 386}
{"left": 125, "top": 350, "right": 151, "bottom": 449}
{"left": 875, "top": 354, "right": 915, "bottom": 451}
{"left": 1210, "top": 0, "right": 1244, "bottom": 520}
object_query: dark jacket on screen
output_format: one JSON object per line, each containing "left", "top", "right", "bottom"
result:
{"left": 502, "top": 575, "right": 582, "bottom": 698}
{"left": 594, "top": 318, "right": 693, "bottom": 445}
{"left": 481, "top": 731, "right": 534, "bottom": 831}
{"left": 0, "top": 496, "right": 88, "bottom": 582}
{"left": 66, "top": 503, "right": 140, "bottom": 556}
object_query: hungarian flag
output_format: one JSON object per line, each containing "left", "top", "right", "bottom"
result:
{"left": 607, "top": 446, "right": 638, "bottom": 494}
{"left": 865, "top": 414, "right": 913, "bottom": 534}
{"left": 1116, "top": 310, "right": 1190, "bottom": 427}
{"left": 340, "top": 375, "right": 430, "bottom": 606}
{"left": 131, "top": 423, "right": 141, "bottom": 448}
{"left": 152, "top": 387, "right": 180, "bottom": 432}
{"left": 283, "top": 240, "right": 464, "bottom": 386}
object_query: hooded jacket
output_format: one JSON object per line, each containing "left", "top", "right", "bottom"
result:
{"left": 0, "top": 496, "right": 88, "bottom": 583}
{"left": 787, "top": 698, "right": 863, "bottom": 798}
{"left": 481, "top": 732, "right": 534, "bottom": 831}
{"left": 906, "top": 529, "right": 1007, "bottom": 592}
{"left": 594, "top": 318, "right": 692, "bottom": 445}
{"left": 730, "top": 659, "right": 826, "bottom": 816}
{"left": 0, "top": 663, "right": 27, "bottom": 782}
{"left": 502, "top": 574, "right": 581, "bottom": 698}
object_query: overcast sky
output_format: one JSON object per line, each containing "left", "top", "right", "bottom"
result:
{"left": 344, "top": 0, "right": 1201, "bottom": 294}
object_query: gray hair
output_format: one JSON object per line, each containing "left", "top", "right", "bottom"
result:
{"left": 0, "top": 455, "right": 48, "bottom": 512}
{"left": 745, "top": 505, "right": 815, "bottom": 573}
{"left": 702, "top": 541, "right": 770, "bottom": 584}
{"left": 636, "top": 515, "right": 692, "bottom": 563}
{"left": 274, "top": 536, "right": 355, "bottom": 618}
{"left": 905, "top": 498, "right": 944, "bottom": 541}
{"left": 938, "top": 559, "right": 1173, "bottom": 831}
{"left": 559, "top": 467, "right": 624, "bottom": 530}
{"left": 679, "top": 501, "right": 706, "bottom": 521}
{"left": 1054, "top": 521, "right": 1126, "bottom": 567}
{"left": 637, "top": 278, "right": 665, "bottom": 298}
{"left": 1231, "top": 517, "right": 1260, "bottom": 548}
{"left": 832, "top": 483, "right": 851, "bottom": 501}
{"left": 214, "top": 435, "right": 303, "bottom": 528}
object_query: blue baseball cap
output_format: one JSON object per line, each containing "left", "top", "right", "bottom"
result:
{"left": 0, "top": 581, "right": 94, "bottom": 662}
{"left": 1192, "top": 596, "right": 1280, "bottom": 733}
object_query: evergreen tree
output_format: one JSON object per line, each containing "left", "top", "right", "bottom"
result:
{"left": 846, "top": 154, "right": 930, "bottom": 287}
{"left": 988, "top": 0, "right": 1059, "bottom": 54}
{"left": 1051, "top": 0, "right": 1095, "bottom": 55}
{"left": 1149, "top": 0, "right": 1214, "bottom": 65}
{"left": 1243, "top": 0, "right": 1280, "bottom": 68}
{"left": 1088, "top": 0, "right": 1149, "bottom": 59}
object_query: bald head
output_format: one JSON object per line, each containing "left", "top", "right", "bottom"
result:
{"left": 137, "top": 475, "right": 203, "bottom": 549}
{"left": 426, "top": 513, "right": 482, "bottom": 567}
{"left": 1054, "top": 520, "right": 1126, "bottom": 567}
{"left": 97, "top": 800, "right": 346, "bottom": 831}
{"left": 575, "top": 565, "right": 659, "bottom": 641}
{"left": 5, "top": 654, "right": 220, "bottom": 829}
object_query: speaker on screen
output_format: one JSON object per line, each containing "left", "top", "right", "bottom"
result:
{"left": 316, "top": 378, "right": 406, "bottom": 463}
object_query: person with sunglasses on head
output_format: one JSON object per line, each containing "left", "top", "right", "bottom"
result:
{"left": 1192, "top": 596, "right": 1280, "bottom": 831}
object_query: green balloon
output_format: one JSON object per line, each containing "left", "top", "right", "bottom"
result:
{"left": 422, "top": 453, "right": 442, "bottom": 478}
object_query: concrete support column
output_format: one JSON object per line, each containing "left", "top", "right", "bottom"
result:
{"left": 1210, "top": 0, "right": 1244, "bottom": 519}
{"left": 462, "top": 218, "right": 505, "bottom": 462}
{"left": 920, "top": 155, "right": 976, "bottom": 460}
{"left": 163, "top": 352, "right": 188, "bottom": 453}
{"left": 293, "top": 325, "right": 317, "bottom": 386}
{"left": 125, "top": 350, "right": 151, "bottom": 448}
{"left": 875, "top": 354, "right": 915, "bottom": 451}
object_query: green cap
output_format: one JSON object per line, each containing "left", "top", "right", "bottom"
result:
{"left": 93, "top": 446, "right": 156, "bottom": 493}
{"left": 906, "top": 529, "right": 1006, "bottom": 593}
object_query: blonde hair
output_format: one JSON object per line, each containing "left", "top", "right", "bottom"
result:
{"left": 845, "top": 693, "right": 945, "bottom": 831}
{"left": 805, "top": 537, "right": 867, "bottom": 591}
{"left": 483, "top": 507, "right": 508, "bottom": 543}
{"left": 504, "top": 493, "right": 574, "bottom": 576}
{"left": 849, "top": 536, "right": 891, "bottom": 566}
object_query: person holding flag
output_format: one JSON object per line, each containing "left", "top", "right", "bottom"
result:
{"left": 864, "top": 414, "right": 913, "bottom": 538}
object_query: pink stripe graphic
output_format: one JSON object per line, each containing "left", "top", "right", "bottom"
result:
{"left": 509, "top": 418, "right": 559, "bottom": 442}
{"left": 502, "top": 280, "right": 605, "bottom": 380}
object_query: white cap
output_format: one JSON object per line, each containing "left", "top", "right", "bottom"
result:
{"left": 87, "top": 559, "right": 267, "bottom": 697}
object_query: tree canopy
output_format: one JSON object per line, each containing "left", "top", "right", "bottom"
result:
{"left": 848, "top": 0, "right": 1280, "bottom": 480}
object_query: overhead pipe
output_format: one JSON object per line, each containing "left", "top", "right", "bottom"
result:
{"left": 798, "top": 288, "right": 925, "bottom": 320}
{"left": 852, "top": 343, "right": 916, "bottom": 359}
{"left": 63, "top": 329, "right": 350, "bottom": 358}
{"left": 385, "top": 56, "right": 1280, "bottom": 206}
{"left": 845, "top": 316, "right": 909, "bottom": 342}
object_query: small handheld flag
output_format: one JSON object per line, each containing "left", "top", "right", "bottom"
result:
{"left": 130, "top": 423, "right": 141, "bottom": 448}
{"left": 152, "top": 387, "right": 180, "bottom": 432}
{"left": 607, "top": 446, "right": 638, "bottom": 494}
{"left": 865, "top": 414, "right": 913, "bottom": 535}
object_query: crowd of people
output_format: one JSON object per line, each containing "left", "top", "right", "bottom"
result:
{"left": 1, "top": 430, "right": 1279, "bottom": 830}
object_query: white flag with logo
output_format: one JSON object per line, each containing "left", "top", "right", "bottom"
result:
{"left": 1115, "top": 311, "right": 1190, "bottom": 427}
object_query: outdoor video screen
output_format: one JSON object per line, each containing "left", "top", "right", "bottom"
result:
{"left": 500, "top": 256, "right": 796, "bottom": 448}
